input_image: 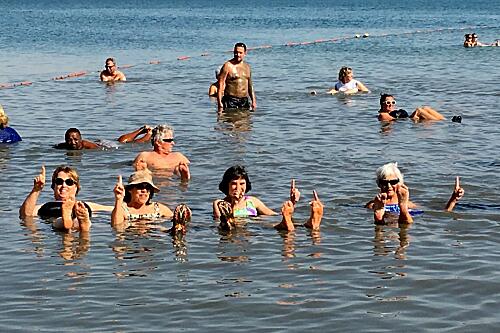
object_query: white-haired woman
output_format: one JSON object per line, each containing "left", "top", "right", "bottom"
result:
{"left": 365, "top": 163, "right": 464, "bottom": 224}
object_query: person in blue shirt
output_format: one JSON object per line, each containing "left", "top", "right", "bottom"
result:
{"left": 0, "top": 104, "right": 22, "bottom": 144}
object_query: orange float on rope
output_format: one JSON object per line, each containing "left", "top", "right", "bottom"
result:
{"left": 149, "top": 60, "right": 161, "bottom": 64}
{"left": 177, "top": 56, "right": 190, "bottom": 60}
{"left": 52, "top": 71, "right": 87, "bottom": 80}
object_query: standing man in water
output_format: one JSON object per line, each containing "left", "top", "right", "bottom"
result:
{"left": 100, "top": 57, "right": 126, "bottom": 82}
{"left": 217, "top": 42, "right": 256, "bottom": 111}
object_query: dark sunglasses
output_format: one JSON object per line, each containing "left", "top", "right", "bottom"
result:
{"left": 105, "top": 65, "right": 115, "bottom": 69}
{"left": 55, "top": 178, "right": 76, "bottom": 186}
{"left": 162, "top": 138, "right": 174, "bottom": 143}
{"left": 379, "top": 178, "right": 399, "bottom": 187}
{"left": 384, "top": 100, "right": 396, "bottom": 105}
{"left": 131, "top": 183, "right": 151, "bottom": 191}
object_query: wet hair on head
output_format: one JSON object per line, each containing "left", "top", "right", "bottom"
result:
{"left": 376, "top": 162, "right": 404, "bottom": 187}
{"left": 51, "top": 165, "right": 81, "bottom": 194}
{"left": 105, "top": 57, "right": 116, "bottom": 64}
{"left": 338, "top": 66, "right": 353, "bottom": 80}
{"left": 218, "top": 165, "right": 252, "bottom": 195}
{"left": 234, "top": 42, "right": 247, "bottom": 51}
{"left": 380, "top": 93, "right": 394, "bottom": 106}
{"left": 151, "top": 124, "right": 174, "bottom": 146}
{"left": 65, "top": 128, "right": 81, "bottom": 141}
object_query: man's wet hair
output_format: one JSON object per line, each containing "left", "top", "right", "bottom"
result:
{"left": 234, "top": 42, "right": 247, "bottom": 51}
{"left": 65, "top": 128, "right": 81, "bottom": 142}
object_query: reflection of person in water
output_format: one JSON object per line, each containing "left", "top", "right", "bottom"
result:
{"left": 0, "top": 104, "right": 22, "bottom": 144}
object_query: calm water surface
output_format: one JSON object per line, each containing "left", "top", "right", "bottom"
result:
{"left": 1, "top": 0, "right": 500, "bottom": 331}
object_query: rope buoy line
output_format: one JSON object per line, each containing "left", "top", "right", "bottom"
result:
{"left": 0, "top": 25, "right": 496, "bottom": 90}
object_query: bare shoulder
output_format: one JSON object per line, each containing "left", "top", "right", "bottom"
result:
{"left": 171, "top": 152, "right": 190, "bottom": 163}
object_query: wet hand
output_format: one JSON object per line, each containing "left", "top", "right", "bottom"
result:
{"left": 290, "top": 179, "right": 300, "bottom": 205}
{"left": 373, "top": 192, "right": 387, "bottom": 210}
{"left": 33, "top": 165, "right": 46, "bottom": 192}
{"left": 396, "top": 183, "right": 410, "bottom": 205}
{"left": 114, "top": 175, "right": 125, "bottom": 201}
{"left": 452, "top": 176, "right": 465, "bottom": 201}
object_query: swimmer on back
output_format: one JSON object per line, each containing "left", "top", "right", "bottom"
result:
{"left": 378, "top": 94, "right": 455, "bottom": 122}
{"left": 327, "top": 66, "right": 369, "bottom": 95}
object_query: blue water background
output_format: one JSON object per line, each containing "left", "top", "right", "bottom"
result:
{"left": 1, "top": 0, "right": 500, "bottom": 331}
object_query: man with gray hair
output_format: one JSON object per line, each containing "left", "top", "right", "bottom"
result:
{"left": 133, "top": 124, "right": 190, "bottom": 181}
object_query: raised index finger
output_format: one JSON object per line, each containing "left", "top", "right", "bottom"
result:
{"left": 312, "top": 190, "right": 319, "bottom": 201}
{"left": 40, "top": 165, "right": 46, "bottom": 177}
{"left": 290, "top": 179, "right": 295, "bottom": 190}
{"left": 455, "top": 176, "right": 460, "bottom": 189}
{"left": 118, "top": 175, "right": 123, "bottom": 185}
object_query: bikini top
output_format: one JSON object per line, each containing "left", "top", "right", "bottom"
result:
{"left": 38, "top": 201, "right": 92, "bottom": 219}
{"left": 233, "top": 196, "right": 258, "bottom": 217}
{"left": 0, "top": 127, "right": 22, "bottom": 144}
{"left": 122, "top": 202, "right": 162, "bottom": 221}
{"left": 385, "top": 203, "right": 424, "bottom": 216}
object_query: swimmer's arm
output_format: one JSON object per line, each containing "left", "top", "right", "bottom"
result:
{"left": 159, "top": 203, "right": 173, "bottom": 219}
{"left": 251, "top": 197, "right": 277, "bottom": 216}
{"left": 82, "top": 140, "right": 100, "bottom": 149}
{"left": 54, "top": 142, "right": 67, "bottom": 149}
{"left": 445, "top": 176, "right": 464, "bottom": 212}
{"left": 87, "top": 202, "right": 114, "bottom": 212}
{"left": 248, "top": 65, "right": 256, "bottom": 110}
{"left": 20, "top": 166, "right": 45, "bottom": 218}
{"left": 327, "top": 88, "right": 338, "bottom": 94}
{"left": 99, "top": 71, "right": 108, "bottom": 82}
{"left": 217, "top": 63, "right": 230, "bottom": 110}
{"left": 111, "top": 204, "right": 126, "bottom": 227}
{"left": 212, "top": 200, "right": 222, "bottom": 219}
{"left": 356, "top": 81, "right": 370, "bottom": 92}
{"left": 117, "top": 71, "right": 127, "bottom": 81}
{"left": 133, "top": 152, "right": 148, "bottom": 171}
{"left": 378, "top": 113, "right": 395, "bottom": 121}
{"left": 117, "top": 126, "right": 151, "bottom": 143}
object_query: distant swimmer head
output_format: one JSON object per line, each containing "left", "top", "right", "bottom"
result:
{"left": 0, "top": 104, "right": 9, "bottom": 128}
{"left": 451, "top": 115, "right": 462, "bottom": 123}
{"left": 338, "top": 66, "right": 353, "bottom": 83}
{"left": 151, "top": 124, "right": 175, "bottom": 146}
{"left": 105, "top": 57, "right": 117, "bottom": 73}
{"left": 380, "top": 93, "right": 396, "bottom": 112}
{"left": 64, "top": 128, "right": 84, "bottom": 150}
{"left": 363, "top": 33, "right": 370, "bottom": 38}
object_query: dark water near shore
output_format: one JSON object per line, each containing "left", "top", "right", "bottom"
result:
{"left": 1, "top": 0, "right": 500, "bottom": 331}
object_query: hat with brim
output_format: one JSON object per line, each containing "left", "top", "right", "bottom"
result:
{"left": 126, "top": 170, "right": 160, "bottom": 193}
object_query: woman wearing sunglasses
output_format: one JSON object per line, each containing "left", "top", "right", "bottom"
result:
{"left": 365, "top": 163, "right": 465, "bottom": 224}
{"left": 378, "top": 94, "right": 446, "bottom": 122}
{"left": 111, "top": 170, "right": 191, "bottom": 234}
{"left": 19, "top": 165, "right": 112, "bottom": 231}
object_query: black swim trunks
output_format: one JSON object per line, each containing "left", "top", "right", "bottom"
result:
{"left": 222, "top": 95, "right": 251, "bottom": 110}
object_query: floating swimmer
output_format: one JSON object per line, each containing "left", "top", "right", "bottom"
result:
{"left": 377, "top": 94, "right": 461, "bottom": 122}
{"left": 0, "top": 104, "right": 22, "bottom": 144}
{"left": 327, "top": 66, "right": 370, "bottom": 95}
{"left": 365, "top": 163, "right": 465, "bottom": 224}
{"left": 54, "top": 126, "right": 153, "bottom": 150}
